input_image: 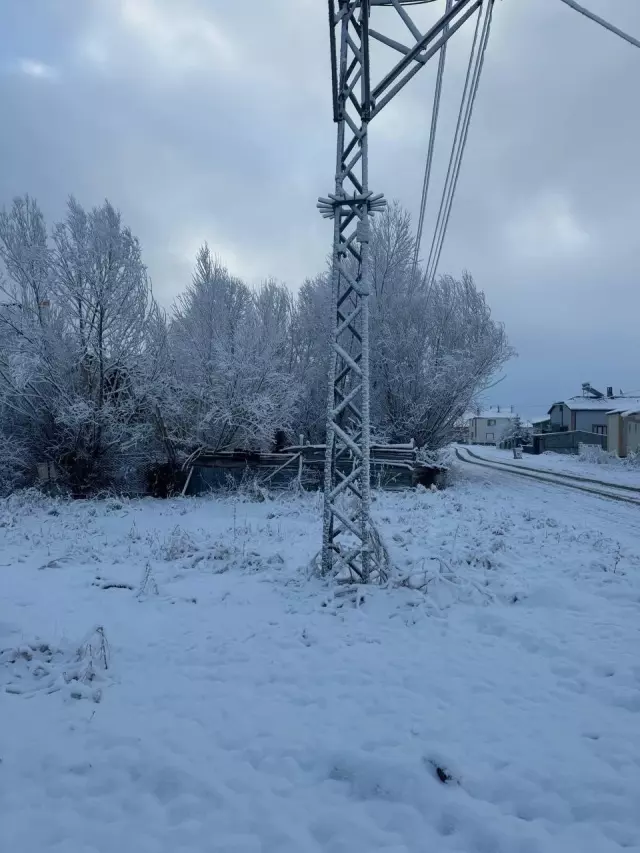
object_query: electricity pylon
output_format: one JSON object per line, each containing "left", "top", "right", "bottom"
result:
{"left": 318, "top": 0, "right": 491, "bottom": 581}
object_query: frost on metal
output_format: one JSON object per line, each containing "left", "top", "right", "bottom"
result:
{"left": 318, "top": 1, "right": 386, "bottom": 583}
{"left": 318, "top": 0, "right": 485, "bottom": 582}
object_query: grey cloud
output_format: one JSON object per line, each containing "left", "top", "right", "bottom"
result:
{"left": 1, "top": 0, "right": 639, "bottom": 418}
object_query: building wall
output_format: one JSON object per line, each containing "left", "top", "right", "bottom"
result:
{"left": 532, "top": 419, "right": 550, "bottom": 434}
{"left": 549, "top": 404, "right": 571, "bottom": 430}
{"left": 607, "top": 413, "right": 623, "bottom": 456}
{"left": 471, "top": 417, "right": 513, "bottom": 445}
{"left": 574, "top": 410, "right": 609, "bottom": 433}
{"left": 627, "top": 417, "right": 640, "bottom": 456}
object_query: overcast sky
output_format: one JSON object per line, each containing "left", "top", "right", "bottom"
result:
{"left": 1, "top": 0, "right": 639, "bottom": 418}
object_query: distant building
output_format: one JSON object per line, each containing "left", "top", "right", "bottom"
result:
{"left": 531, "top": 416, "right": 551, "bottom": 434}
{"left": 548, "top": 383, "right": 640, "bottom": 442}
{"left": 607, "top": 407, "right": 640, "bottom": 458}
{"left": 466, "top": 406, "right": 519, "bottom": 445}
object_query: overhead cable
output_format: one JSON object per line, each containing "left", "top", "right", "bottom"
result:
{"left": 558, "top": 0, "right": 640, "bottom": 51}
{"left": 425, "top": 0, "right": 494, "bottom": 288}
{"left": 411, "top": 0, "right": 453, "bottom": 283}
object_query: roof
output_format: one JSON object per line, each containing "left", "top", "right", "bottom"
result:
{"left": 549, "top": 396, "right": 640, "bottom": 414}
{"left": 531, "top": 415, "right": 550, "bottom": 424}
{"left": 607, "top": 406, "right": 640, "bottom": 417}
{"left": 467, "top": 409, "right": 517, "bottom": 421}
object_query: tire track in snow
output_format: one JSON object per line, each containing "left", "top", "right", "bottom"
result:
{"left": 464, "top": 446, "right": 640, "bottom": 495}
{"left": 456, "top": 448, "right": 640, "bottom": 508}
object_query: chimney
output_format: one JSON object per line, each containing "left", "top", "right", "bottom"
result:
{"left": 607, "top": 386, "right": 613, "bottom": 398}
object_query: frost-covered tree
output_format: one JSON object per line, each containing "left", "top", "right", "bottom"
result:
{"left": 166, "top": 244, "right": 298, "bottom": 456}
{"left": 283, "top": 203, "right": 513, "bottom": 450}
{"left": 287, "top": 274, "right": 332, "bottom": 442}
{"left": 0, "top": 192, "right": 513, "bottom": 494}
{"left": 0, "top": 196, "right": 60, "bottom": 480}
{"left": 0, "top": 195, "right": 164, "bottom": 491}
{"left": 501, "top": 415, "right": 530, "bottom": 447}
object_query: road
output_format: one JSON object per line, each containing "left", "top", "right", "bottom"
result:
{"left": 456, "top": 446, "right": 640, "bottom": 546}
{"left": 456, "top": 446, "right": 640, "bottom": 508}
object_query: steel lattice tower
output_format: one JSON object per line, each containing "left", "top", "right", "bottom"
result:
{"left": 318, "top": 0, "right": 491, "bottom": 581}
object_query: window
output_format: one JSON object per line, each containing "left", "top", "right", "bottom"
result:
{"left": 487, "top": 419, "right": 496, "bottom": 426}
{"left": 592, "top": 425, "right": 607, "bottom": 436}
{"left": 486, "top": 433, "right": 495, "bottom": 442}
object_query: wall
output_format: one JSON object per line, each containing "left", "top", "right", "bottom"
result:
{"left": 549, "top": 404, "right": 570, "bottom": 430}
{"left": 472, "top": 417, "right": 513, "bottom": 445}
{"left": 550, "top": 404, "right": 611, "bottom": 433}
{"left": 573, "top": 409, "right": 609, "bottom": 433}
{"left": 533, "top": 430, "right": 606, "bottom": 455}
{"left": 627, "top": 417, "right": 640, "bottom": 456}
{"left": 607, "top": 413, "right": 623, "bottom": 456}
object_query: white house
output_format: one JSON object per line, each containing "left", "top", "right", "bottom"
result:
{"left": 466, "top": 407, "right": 518, "bottom": 445}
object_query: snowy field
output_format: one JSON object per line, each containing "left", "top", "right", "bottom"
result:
{"left": 470, "top": 445, "right": 640, "bottom": 490}
{"left": 2, "top": 465, "right": 640, "bottom": 853}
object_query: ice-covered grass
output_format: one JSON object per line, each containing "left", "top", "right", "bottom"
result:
{"left": 2, "top": 470, "right": 640, "bottom": 852}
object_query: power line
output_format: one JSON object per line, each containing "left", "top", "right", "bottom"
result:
{"left": 425, "top": 0, "right": 494, "bottom": 287}
{"left": 421, "top": 6, "right": 482, "bottom": 287}
{"left": 411, "top": 0, "right": 453, "bottom": 283}
{"left": 419, "top": 0, "right": 638, "bottom": 289}
{"left": 558, "top": 0, "right": 640, "bottom": 51}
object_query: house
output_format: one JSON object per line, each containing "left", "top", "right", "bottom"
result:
{"left": 466, "top": 406, "right": 518, "bottom": 445}
{"left": 627, "top": 411, "right": 640, "bottom": 456}
{"left": 607, "top": 407, "right": 640, "bottom": 458}
{"left": 548, "top": 384, "right": 640, "bottom": 455}
{"left": 531, "top": 416, "right": 551, "bottom": 434}
{"left": 549, "top": 384, "right": 640, "bottom": 438}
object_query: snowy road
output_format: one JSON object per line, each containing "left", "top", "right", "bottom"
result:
{"left": 465, "top": 445, "right": 640, "bottom": 492}
{"left": 2, "top": 477, "right": 640, "bottom": 853}
{"left": 458, "top": 448, "right": 640, "bottom": 550}
{"left": 457, "top": 446, "right": 640, "bottom": 508}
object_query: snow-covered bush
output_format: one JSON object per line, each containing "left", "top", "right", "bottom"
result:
{"left": 578, "top": 444, "right": 619, "bottom": 465}
{"left": 625, "top": 450, "right": 640, "bottom": 467}
{"left": 0, "top": 430, "right": 29, "bottom": 495}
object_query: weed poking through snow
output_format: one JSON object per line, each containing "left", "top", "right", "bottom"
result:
{"left": 1, "top": 626, "right": 110, "bottom": 703}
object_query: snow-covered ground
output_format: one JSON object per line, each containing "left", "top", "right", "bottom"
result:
{"left": 3, "top": 467, "right": 640, "bottom": 853}
{"left": 470, "top": 445, "right": 640, "bottom": 490}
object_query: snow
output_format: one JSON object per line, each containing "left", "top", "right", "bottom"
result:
{"left": 474, "top": 445, "right": 640, "bottom": 490}
{"left": 466, "top": 408, "right": 516, "bottom": 421}
{"left": 2, "top": 473, "right": 640, "bottom": 853}
{"left": 555, "top": 396, "right": 640, "bottom": 413}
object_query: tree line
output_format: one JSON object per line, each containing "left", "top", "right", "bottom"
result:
{"left": 0, "top": 195, "right": 513, "bottom": 494}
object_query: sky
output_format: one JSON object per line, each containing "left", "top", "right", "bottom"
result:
{"left": 1, "top": 0, "right": 639, "bottom": 420}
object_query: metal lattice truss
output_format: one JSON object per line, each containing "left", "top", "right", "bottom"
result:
{"left": 318, "top": 0, "right": 488, "bottom": 583}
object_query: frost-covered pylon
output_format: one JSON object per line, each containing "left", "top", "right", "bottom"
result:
{"left": 318, "top": 0, "right": 489, "bottom": 582}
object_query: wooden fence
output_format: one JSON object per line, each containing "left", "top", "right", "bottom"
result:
{"left": 185, "top": 443, "right": 445, "bottom": 495}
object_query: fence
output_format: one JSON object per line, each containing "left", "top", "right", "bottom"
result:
{"left": 186, "top": 443, "right": 445, "bottom": 495}
{"left": 525, "top": 430, "right": 607, "bottom": 455}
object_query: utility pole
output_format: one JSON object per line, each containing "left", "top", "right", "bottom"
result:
{"left": 318, "top": 0, "right": 492, "bottom": 582}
